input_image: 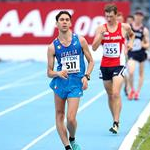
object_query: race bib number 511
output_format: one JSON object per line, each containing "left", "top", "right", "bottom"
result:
{"left": 103, "top": 43, "right": 120, "bottom": 57}
{"left": 61, "top": 55, "right": 80, "bottom": 73}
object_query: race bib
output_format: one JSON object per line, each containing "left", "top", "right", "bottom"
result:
{"left": 103, "top": 43, "right": 120, "bottom": 57}
{"left": 132, "top": 38, "right": 142, "bottom": 51}
{"left": 61, "top": 55, "right": 80, "bottom": 73}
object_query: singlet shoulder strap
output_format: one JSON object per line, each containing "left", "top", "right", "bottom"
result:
{"left": 104, "top": 23, "right": 108, "bottom": 32}
{"left": 72, "top": 33, "right": 79, "bottom": 39}
{"left": 53, "top": 38, "right": 59, "bottom": 44}
{"left": 118, "top": 22, "right": 122, "bottom": 33}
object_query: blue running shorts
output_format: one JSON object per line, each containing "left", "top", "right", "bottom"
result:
{"left": 50, "top": 76, "right": 83, "bottom": 100}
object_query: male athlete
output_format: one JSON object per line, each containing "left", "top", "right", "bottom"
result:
{"left": 92, "top": 4, "right": 135, "bottom": 134}
{"left": 126, "top": 15, "right": 134, "bottom": 25}
{"left": 127, "top": 10, "right": 150, "bottom": 100}
{"left": 47, "top": 11, "right": 94, "bottom": 150}
{"left": 117, "top": 11, "right": 124, "bottom": 23}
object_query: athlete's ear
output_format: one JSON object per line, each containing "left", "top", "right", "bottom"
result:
{"left": 70, "top": 22, "right": 72, "bottom": 27}
{"left": 56, "top": 21, "right": 58, "bottom": 27}
{"left": 69, "top": 21, "right": 72, "bottom": 27}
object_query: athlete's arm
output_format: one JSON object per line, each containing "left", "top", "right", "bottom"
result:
{"left": 47, "top": 43, "right": 68, "bottom": 79}
{"left": 79, "top": 36, "right": 94, "bottom": 89}
{"left": 123, "top": 23, "right": 135, "bottom": 51}
{"left": 79, "top": 36, "right": 94, "bottom": 76}
{"left": 92, "top": 25, "right": 106, "bottom": 51}
{"left": 142, "top": 27, "right": 150, "bottom": 49}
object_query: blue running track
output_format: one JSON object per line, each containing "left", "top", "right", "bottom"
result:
{"left": 0, "top": 60, "right": 150, "bottom": 150}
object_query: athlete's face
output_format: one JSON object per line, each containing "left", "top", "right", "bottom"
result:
{"left": 105, "top": 11, "right": 117, "bottom": 25}
{"left": 117, "top": 15, "right": 124, "bottom": 23}
{"left": 56, "top": 14, "right": 72, "bottom": 32}
{"left": 126, "top": 17, "right": 134, "bottom": 24}
{"left": 134, "top": 14, "right": 144, "bottom": 25}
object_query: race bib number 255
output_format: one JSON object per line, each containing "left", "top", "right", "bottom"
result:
{"left": 103, "top": 43, "right": 120, "bottom": 57}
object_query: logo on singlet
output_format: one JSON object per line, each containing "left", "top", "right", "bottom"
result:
{"left": 57, "top": 45, "right": 61, "bottom": 49}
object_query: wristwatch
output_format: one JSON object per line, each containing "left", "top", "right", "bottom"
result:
{"left": 84, "top": 74, "right": 90, "bottom": 81}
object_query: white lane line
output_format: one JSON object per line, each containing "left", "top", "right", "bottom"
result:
{"left": 0, "top": 62, "right": 31, "bottom": 75}
{"left": 118, "top": 99, "right": 150, "bottom": 150}
{"left": 0, "top": 70, "right": 45, "bottom": 91}
{"left": 21, "top": 90, "right": 106, "bottom": 150}
{"left": 9, "top": 81, "right": 46, "bottom": 87}
{"left": 0, "top": 89, "right": 52, "bottom": 117}
{"left": 118, "top": 79, "right": 150, "bottom": 150}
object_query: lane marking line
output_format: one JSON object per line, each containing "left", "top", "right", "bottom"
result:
{"left": 0, "top": 62, "right": 31, "bottom": 75}
{"left": 0, "top": 70, "right": 45, "bottom": 91}
{"left": 118, "top": 99, "right": 150, "bottom": 150}
{"left": 21, "top": 90, "right": 106, "bottom": 150}
{"left": 0, "top": 90, "right": 52, "bottom": 117}
{"left": 118, "top": 80, "right": 150, "bottom": 150}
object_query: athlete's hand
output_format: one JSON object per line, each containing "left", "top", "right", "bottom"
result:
{"left": 82, "top": 77, "right": 88, "bottom": 90}
{"left": 100, "top": 26, "right": 106, "bottom": 36}
{"left": 57, "top": 70, "right": 68, "bottom": 79}
{"left": 141, "top": 41, "right": 147, "bottom": 49}
{"left": 127, "top": 41, "right": 133, "bottom": 51}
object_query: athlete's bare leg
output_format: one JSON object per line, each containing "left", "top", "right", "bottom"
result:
{"left": 124, "top": 75, "right": 129, "bottom": 96}
{"left": 67, "top": 98, "right": 80, "bottom": 138}
{"left": 103, "top": 80, "right": 114, "bottom": 118}
{"left": 128, "top": 59, "right": 136, "bottom": 90}
{"left": 54, "top": 94, "right": 80, "bottom": 147}
{"left": 112, "top": 76, "right": 124, "bottom": 122}
{"left": 138, "top": 62, "right": 144, "bottom": 92}
{"left": 54, "top": 94, "right": 70, "bottom": 146}
{"left": 104, "top": 75, "right": 123, "bottom": 122}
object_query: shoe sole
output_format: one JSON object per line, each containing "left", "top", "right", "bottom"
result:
{"left": 109, "top": 127, "right": 118, "bottom": 134}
